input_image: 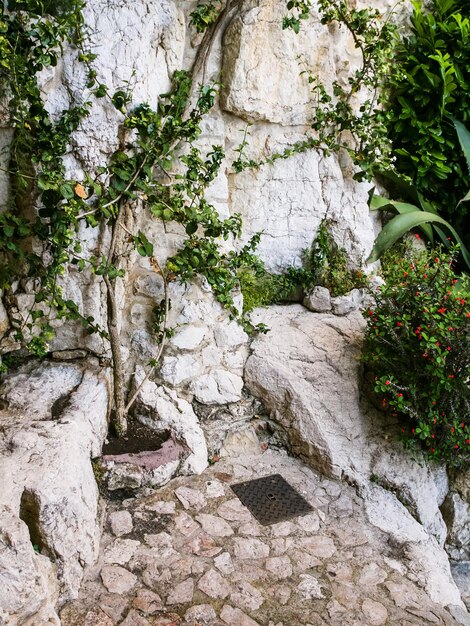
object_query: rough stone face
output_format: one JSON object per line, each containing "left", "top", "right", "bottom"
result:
{"left": 452, "top": 563, "right": 470, "bottom": 611}
{"left": 133, "top": 369, "right": 208, "bottom": 476}
{"left": 245, "top": 306, "right": 448, "bottom": 542}
{"left": 191, "top": 370, "right": 244, "bottom": 404}
{"left": 362, "top": 484, "right": 463, "bottom": 608}
{"left": 0, "top": 505, "right": 60, "bottom": 625}
{"left": 0, "top": 361, "right": 109, "bottom": 621}
{"left": 0, "top": 292, "right": 9, "bottom": 338}
{"left": 303, "top": 286, "right": 332, "bottom": 313}
{"left": 442, "top": 493, "right": 470, "bottom": 561}
{"left": 330, "top": 288, "right": 363, "bottom": 315}
{"left": 221, "top": 0, "right": 359, "bottom": 126}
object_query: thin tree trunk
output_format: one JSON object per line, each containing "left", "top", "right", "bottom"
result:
{"left": 104, "top": 273, "right": 127, "bottom": 436}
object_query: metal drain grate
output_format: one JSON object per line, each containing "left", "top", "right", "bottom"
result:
{"left": 231, "top": 473, "right": 313, "bottom": 526}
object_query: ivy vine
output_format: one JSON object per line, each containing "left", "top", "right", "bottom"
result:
{"left": 0, "top": 1, "right": 264, "bottom": 436}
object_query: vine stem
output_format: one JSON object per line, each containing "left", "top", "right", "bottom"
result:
{"left": 124, "top": 269, "right": 170, "bottom": 413}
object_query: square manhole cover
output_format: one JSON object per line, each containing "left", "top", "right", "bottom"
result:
{"left": 231, "top": 473, "right": 313, "bottom": 526}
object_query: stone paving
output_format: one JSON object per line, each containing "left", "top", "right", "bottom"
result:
{"left": 61, "top": 450, "right": 464, "bottom": 626}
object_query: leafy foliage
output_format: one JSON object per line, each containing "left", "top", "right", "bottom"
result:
{"left": 363, "top": 244, "right": 470, "bottom": 468}
{"left": 234, "top": 0, "right": 398, "bottom": 181}
{"left": 190, "top": 1, "right": 221, "bottom": 33}
{"left": 239, "top": 221, "right": 366, "bottom": 312}
{"left": 0, "top": 1, "right": 264, "bottom": 431}
{"left": 384, "top": 0, "right": 470, "bottom": 221}
{"left": 368, "top": 119, "right": 470, "bottom": 268}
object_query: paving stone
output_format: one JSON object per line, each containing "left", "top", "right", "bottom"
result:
{"left": 175, "top": 486, "right": 206, "bottom": 510}
{"left": 97, "top": 592, "right": 128, "bottom": 622}
{"left": 232, "top": 563, "right": 270, "bottom": 583}
{"left": 361, "top": 599, "right": 388, "bottom": 625}
{"left": 198, "top": 568, "right": 231, "bottom": 599}
{"left": 143, "top": 501, "right": 176, "bottom": 514}
{"left": 239, "top": 522, "right": 263, "bottom": 536}
{"left": 214, "top": 551, "right": 235, "bottom": 575}
{"left": 330, "top": 583, "right": 361, "bottom": 610}
{"left": 101, "top": 565, "right": 138, "bottom": 594}
{"left": 120, "top": 609, "right": 151, "bottom": 626}
{"left": 196, "top": 513, "right": 234, "bottom": 537}
{"left": 297, "top": 512, "right": 321, "bottom": 533}
{"left": 84, "top": 607, "right": 115, "bottom": 626}
{"left": 270, "top": 537, "right": 295, "bottom": 556}
{"left": 266, "top": 584, "right": 292, "bottom": 606}
{"left": 103, "top": 538, "right": 140, "bottom": 565}
{"left": 109, "top": 510, "right": 133, "bottom": 536}
{"left": 184, "top": 604, "right": 218, "bottom": 624}
{"left": 405, "top": 608, "right": 441, "bottom": 623}
{"left": 297, "top": 574, "right": 325, "bottom": 599}
{"left": 266, "top": 555, "right": 293, "bottom": 579}
{"left": 385, "top": 581, "right": 421, "bottom": 609}
{"left": 167, "top": 578, "right": 194, "bottom": 605}
{"left": 230, "top": 581, "right": 264, "bottom": 611}
{"left": 233, "top": 537, "right": 270, "bottom": 559}
{"left": 291, "top": 549, "right": 323, "bottom": 573}
{"left": 206, "top": 479, "right": 226, "bottom": 498}
{"left": 358, "top": 562, "right": 388, "bottom": 586}
{"left": 186, "top": 532, "right": 223, "bottom": 557}
{"left": 63, "top": 453, "right": 466, "bottom": 626}
{"left": 131, "top": 588, "right": 163, "bottom": 614}
{"left": 300, "top": 535, "right": 336, "bottom": 558}
{"left": 170, "top": 556, "right": 194, "bottom": 579}
{"left": 327, "top": 599, "right": 347, "bottom": 619}
{"left": 153, "top": 614, "right": 181, "bottom": 625}
{"left": 174, "top": 512, "right": 201, "bottom": 537}
{"left": 270, "top": 521, "right": 296, "bottom": 537}
{"left": 330, "top": 493, "right": 354, "bottom": 517}
{"left": 217, "top": 498, "right": 252, "bottom": 523}
{"left": 144, "top": 531, "right": 174, "bottom": 550}
{"left": 61, "top": 605, "right": 115, "bottom": 626}
{"left": 220, "top": 605, "right": 261, "bottom": 626}
{"left": 325, "top": 563, "right": 353, "bottom": 585}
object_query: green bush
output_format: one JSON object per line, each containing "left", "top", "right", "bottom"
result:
{"left": 385, "top": 0, "right": 470, "bottom": 229}
{"left": 362, "top": 244, "right": 470, "bottom": 467}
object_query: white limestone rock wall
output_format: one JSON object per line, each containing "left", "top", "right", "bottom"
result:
{"left": 220, "top": 0, "right": 381, "bottom": 270}
{"left": 1, "top": 0, "right": 382, "bottom": 401}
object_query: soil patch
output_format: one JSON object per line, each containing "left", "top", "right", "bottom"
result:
{"left": 102, "top": 419, "right": 170, "bottom": 456}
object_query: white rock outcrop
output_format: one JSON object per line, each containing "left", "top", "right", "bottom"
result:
{"left": 0, "top": 361, "right": 109, "bottom": 622}
{"left": 245, "top": 305, "right": 448, "bottom": 544}
{"left": 133, "top": 367, "right": 208, "bottom": 476}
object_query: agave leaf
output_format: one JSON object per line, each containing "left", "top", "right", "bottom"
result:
{"left": 369, "top": 195, "right": 419, "bottom": 213}
{"left": 367, "top": 211, "right": 469, "bottom": 265}
{"left": 452, "top": 118, "right": 470, "bottom": 176}
{"left": 457, "top": 189, "right": 470, "bottom": 206}
{"left": 369, "top": 195, "right": 434, "bottom": 242}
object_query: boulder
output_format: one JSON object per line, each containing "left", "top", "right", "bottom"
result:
{"left": 245, "top": 305, "right": 448, "bottom": 543}
{"left": 0, "top": 360, "right": 109, "bottom": 621}
{"left": 133, "top": 367, "right": 208, "bottom": 476}
{"left": 0, "top": 505, "right": 60, "bottom": 625}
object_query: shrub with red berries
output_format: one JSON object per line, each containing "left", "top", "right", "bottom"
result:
{"left": 362, "top": 245, "right": 470, "bottom": 468}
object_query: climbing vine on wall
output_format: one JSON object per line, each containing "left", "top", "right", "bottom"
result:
{"left": 233, "top": 0, "right": 398, "bottom": 181}
{"left": 0, "top": 0, "right": 264, "bottom": 435}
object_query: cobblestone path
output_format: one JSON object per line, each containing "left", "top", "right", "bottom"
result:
{"left": 61, "top": 451, "right": 463, "bottom": 626}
